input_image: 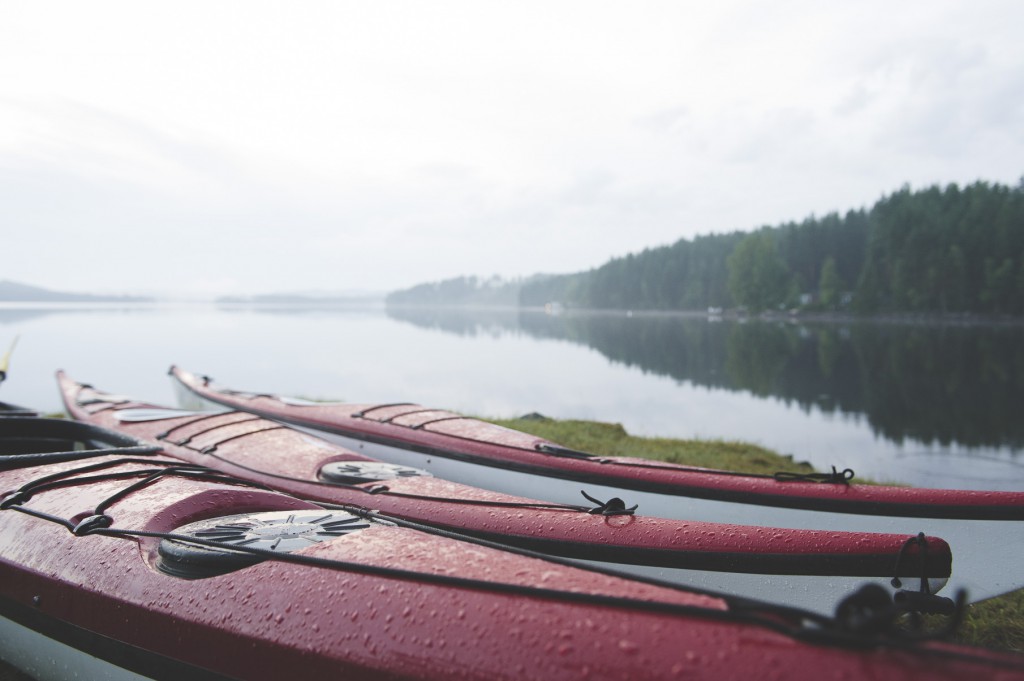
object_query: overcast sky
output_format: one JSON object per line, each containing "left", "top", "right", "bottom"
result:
{"left": 2, "top": 1, "right": 1022, "bottom": 298}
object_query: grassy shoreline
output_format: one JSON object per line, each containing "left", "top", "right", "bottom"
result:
{"left": 488, "top": 414, "right": 1023, "bottom": 653}
{"left": 488, "top": 414, "right": 818, "bottom": 476}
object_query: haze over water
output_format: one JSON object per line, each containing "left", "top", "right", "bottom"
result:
{"left": 3, "top": 303, "right": 1021, "bottom": 492}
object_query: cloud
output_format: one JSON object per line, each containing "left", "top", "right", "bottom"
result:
{"left": 2, "top": 2, "right": 1023, "bottom": 297}
{"left": 0, "top": 97, "right": 260, "bottom": 201}
{"left": 635, "top": 106, "right": 691, "bottom": 134}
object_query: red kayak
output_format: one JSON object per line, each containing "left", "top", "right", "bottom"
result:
{"left": 3, "top": 413, "right": 1023, "bottom": 681}
{"left": 58, "top": 372, "right": 955, "bottom": 616}
{"left": 167, "top": 366, "right": 1024, "bottom": 604}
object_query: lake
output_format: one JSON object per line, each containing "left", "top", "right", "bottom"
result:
{"left": 2, "top": 302, "right": 1022, "bottom": 491}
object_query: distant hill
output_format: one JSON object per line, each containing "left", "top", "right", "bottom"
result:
{"left": 0, "top": 280, "right": 152, "bottom": 303}
{"left": 216, "top": 292, "right": 385, "bottom": 306}
{"left": 386, "top": 275, "right": 546, "bottom": 307}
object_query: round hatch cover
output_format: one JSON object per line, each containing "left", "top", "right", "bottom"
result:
{"left": 158, "top": 510, "right": 370, "bottom": 579}
{"left": 319, "top": 461, "right": 432, "bottom": 484}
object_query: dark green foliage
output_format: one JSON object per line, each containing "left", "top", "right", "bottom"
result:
{"left": 855, "top": 181, "right": 1024, "bottom": 314}
{"left": 818, "top": 256, "right": 843, "bottom": 309}
{"left": 518, "top": 178, "right": 1023, "bottom": 315}
{"left": 519, "top": 231, "right": 745, "bottom": 310}
{"left": 727, "top": 229, "right": 792, "bottom": 311}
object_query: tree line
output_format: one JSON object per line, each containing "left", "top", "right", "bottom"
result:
{"left": 519, "top": 179, "right": 1024, "bottom": 315}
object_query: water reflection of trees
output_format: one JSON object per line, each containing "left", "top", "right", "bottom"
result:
{"left": 850, "top": 324, "right": 1024, "bottom": 448}
{"left": 385, "top": 306, "right": 525, "bottom": 338}
{"left": 388, "top": 307, "right": 1024, "bottom": 450}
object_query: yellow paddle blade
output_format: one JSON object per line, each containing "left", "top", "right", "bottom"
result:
{"left": 0, "top": 335, "right": 19, "bottom": 377}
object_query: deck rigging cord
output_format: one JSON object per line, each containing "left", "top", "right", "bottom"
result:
{"left": 775, "top": 466, "right": 856, "bottom": 484}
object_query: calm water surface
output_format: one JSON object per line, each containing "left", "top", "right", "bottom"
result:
{"left": 2, "top": 303, "right": 1022, "bottom": 491}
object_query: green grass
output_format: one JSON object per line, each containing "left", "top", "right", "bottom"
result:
{"left": 487, "top": 414, "right": 1024, "bottom": 653}
{"left": 953, "top": 590, "right": 1024, "bottom": 652}
{"left": 487, "top": 415, "right": 816, "bottom": 476}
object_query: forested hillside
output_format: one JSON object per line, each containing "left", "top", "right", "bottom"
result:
{"left": 389, "top": 179, "right": 1024, "bottom": 315}
{"left": 519, "top": 230, "right": 746, "bottom": 311}
{"left": 386, "top": 275, "right": 522, "bottom": 306}
{"left": 521, "top": 179, "right": 1024, "bottom": 315}
{"left": 856, "top": 182, "right": 1024, "bottom": 314}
